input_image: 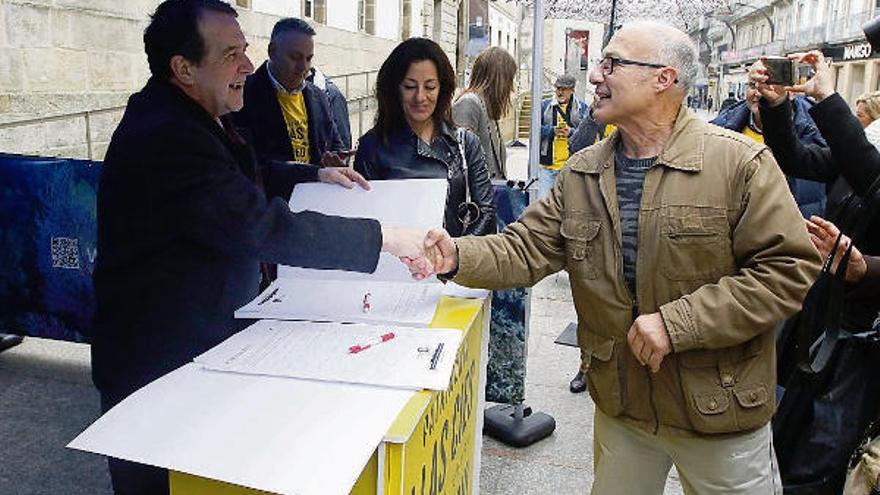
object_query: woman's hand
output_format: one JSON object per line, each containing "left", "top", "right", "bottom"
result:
{"left": 805, "top": 216, "right": 867, "bottom": 283}
{"left": 785, "top": 50, "right": 836, "bottom": 102}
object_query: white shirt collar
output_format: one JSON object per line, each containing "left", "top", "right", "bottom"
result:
{"left": 267, "top": 63, "right": 305, "bottom": 95}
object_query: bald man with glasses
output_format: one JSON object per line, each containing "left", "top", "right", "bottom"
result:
{"left": 416, "top": 20, "right": 820, "bottom": 494}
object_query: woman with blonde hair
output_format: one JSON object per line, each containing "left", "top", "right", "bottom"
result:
{"left": 856, "top": 90, "right": 880, "bottom": 150}
{"left": 452, "top": 46, "right": 518, "bottom": 180}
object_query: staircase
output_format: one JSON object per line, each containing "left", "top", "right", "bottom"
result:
{"left": 516, "top": 91, "right": 554, "bottom": 140}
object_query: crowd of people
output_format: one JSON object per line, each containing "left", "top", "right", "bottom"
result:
{"left": 90, "top": 0, "right": 880, "bottom": 493}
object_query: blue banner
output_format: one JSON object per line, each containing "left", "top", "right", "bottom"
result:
{"left": 0, "top": 153, "right": 100, "bottom": 342}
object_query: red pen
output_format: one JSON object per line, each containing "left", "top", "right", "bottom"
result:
{"left": 349, "top": 332, "right": 395, "bottom": 354}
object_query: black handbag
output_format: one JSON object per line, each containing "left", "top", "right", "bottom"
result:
{"left": 774, "top": 177, "right": 880, "bottom": 494}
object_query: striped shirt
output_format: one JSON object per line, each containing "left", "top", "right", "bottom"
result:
{"left": 614, "top": 146, "right": 657, "bottom": 299}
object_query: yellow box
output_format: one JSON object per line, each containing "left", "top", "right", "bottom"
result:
{"left": 170, "top": 296, "right": 488, "bottom": 495}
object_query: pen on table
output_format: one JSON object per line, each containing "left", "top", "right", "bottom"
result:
{"left": 258, "top": 287, "right": 279, "bottom": 305}
{"left": 429, "top": 343, "right": 444, "bottom": 370}
{"left": 362, "top": 291, "right": 372, "bottom": 313}
{"left": 349, "top": 332, "right": 395, "bottom": 354}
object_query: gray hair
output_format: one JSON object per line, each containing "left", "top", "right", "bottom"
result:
{"left": 625, "top": 20, "right": 699, "bottom": 92}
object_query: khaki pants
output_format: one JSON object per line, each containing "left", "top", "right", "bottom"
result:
{"left": 591, "top": 409, "right": 782, "bottom": 495}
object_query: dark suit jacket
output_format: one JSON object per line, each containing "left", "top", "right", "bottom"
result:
{"left": 234, "top": 62, "right": 343, "bottom": 165}
{"left": 92, "top": 78, "right": 381, "bottom": 401}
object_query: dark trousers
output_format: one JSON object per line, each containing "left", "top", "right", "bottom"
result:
{"left": 100, "top": 391, "right": 169, "bottom": 495}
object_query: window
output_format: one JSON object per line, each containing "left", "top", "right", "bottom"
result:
{"left": 433, "top": 0, "right": 442, "bottom": 41}
{"left": 234, "top": 0, "right": 251, "bottom": 8}
{"left": 304, "top": 0, "right": 327, "bottom": 23}
{"left": 359, "top": 0, "right": 375, "bottom": 34}
{"left": 401, "top": 0, "right": 412, "bottom": 39}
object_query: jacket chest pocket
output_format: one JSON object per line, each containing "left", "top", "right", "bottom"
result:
{"left": 560, "top": 217, "right": 602, "bottom": 280}
{"left": 658, "top": 208, "right": 733, "bottom": 281}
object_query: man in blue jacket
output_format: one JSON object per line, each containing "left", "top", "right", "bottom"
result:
{"left": 93, "top": 2, "right": 426, "bottom": 493}
{"left": 233, "top": 18, "right": 350, "bottom": 167}
{"left": 537, "top": 75, "right": 588, "bottom": 198}
{"left": 711, "top": 80, "right": 827, "bottom": 218}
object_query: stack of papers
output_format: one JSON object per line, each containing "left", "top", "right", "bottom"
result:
{"left": 195, "top": 320, "right": 462, "bottom": 391}
{"left": 236, "top": 278, "right": 443, "bottom": 327}
{"left": 238, "top": 179, "right": 449, "bottom": 327}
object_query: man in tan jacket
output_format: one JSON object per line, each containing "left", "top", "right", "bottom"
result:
{"left": 415, "top": 21, "right": 820, "bottom": 494}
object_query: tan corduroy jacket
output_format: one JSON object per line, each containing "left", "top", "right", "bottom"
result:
{"left": 454, "top": 106, "right": 821, "bottom": 436}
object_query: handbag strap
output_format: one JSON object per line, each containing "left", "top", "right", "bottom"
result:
{"left": 831, "top": 172, "right": 880, "bottom": 244}
{"left": 797, "top": 233, "right": 854, "bottom": 374}
{"left": 456, "top": 128, "right": 472, "bottom": 206}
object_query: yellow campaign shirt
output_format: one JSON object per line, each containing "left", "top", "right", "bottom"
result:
{"left": 603, "top": 124, "right": 617, "bottom": 138}
{"left": 549, "top": 104, "right": 569, "bottom": 171}
{"left": 741, "top": 124, "right": 764, "bottom": 144}
{"left": 275, "top": 90, "right": 310, "bottom": 163}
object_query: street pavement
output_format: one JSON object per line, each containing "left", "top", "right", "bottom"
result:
{"left": 0, "top": 129, "right": 711, "bottom": 494}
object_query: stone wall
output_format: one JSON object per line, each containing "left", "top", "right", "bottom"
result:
{"left": 0, "top": 0, "right": 429, "bottom": 159}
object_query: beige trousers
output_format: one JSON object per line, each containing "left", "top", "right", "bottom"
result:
{"left": 591, "top": 409, "right": 782, "bottom": 495}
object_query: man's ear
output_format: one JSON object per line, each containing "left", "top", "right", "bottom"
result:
{"left": 656, "top": 67, "right": 679, "bottom": 92}
{"left": 170, "top": 55, "right": 196, "bottom": 86}
{"left": 268, "top": 41, "right": 275, "bottom": 60}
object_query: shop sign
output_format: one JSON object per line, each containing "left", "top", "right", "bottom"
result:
{"left": 843, "top": 42, "right": 873, "bottom": 61}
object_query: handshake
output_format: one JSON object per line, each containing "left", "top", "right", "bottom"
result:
{"left": 380, "top": 227, "right": 459, "bottom": 280}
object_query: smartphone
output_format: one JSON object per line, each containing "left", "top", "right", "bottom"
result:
{"left": 764, "top": 56, "right": 797, "bottom": 86}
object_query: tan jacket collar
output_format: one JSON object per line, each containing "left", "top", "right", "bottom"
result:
{"left": 569, "top": 105, "right": 705, "bottom": 174}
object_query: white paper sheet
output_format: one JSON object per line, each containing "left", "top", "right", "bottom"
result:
{"left": 235, "top": 278, "right": 443, "bottom": 327}
{"left": 68, "top": 363, "right": 414, "bottom": 495}
{"left": 278, "top": 179, "right": 447, "bottom": 282}
{"left": 194, "top": 320, "right": 462, "bottom": 391}
{"left": 442, "top": 282, "right": 491, "bottom": 300}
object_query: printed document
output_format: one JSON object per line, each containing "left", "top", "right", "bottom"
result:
{"left": 235, "top": 278, "right": 442, "bottom": 326}
{"left": 194, "top": 319, "right": 462, "bottom": 391}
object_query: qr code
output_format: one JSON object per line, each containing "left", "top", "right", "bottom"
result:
{"left": 51, "top": 237, "right": 81, "bottom": 270}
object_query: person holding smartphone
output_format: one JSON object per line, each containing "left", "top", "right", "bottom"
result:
{"left": 753, "top": 50, "right": 880, "bottom": 328}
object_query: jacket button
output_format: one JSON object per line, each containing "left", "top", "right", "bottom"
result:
{"left": 749, "top": 391, "right": 759, "bottom": 402}
{"left": 721, "top": 373, "right": 734, "bottom": 386}
{"left": 708, "top": 399, "right": 718, "bottom": 411}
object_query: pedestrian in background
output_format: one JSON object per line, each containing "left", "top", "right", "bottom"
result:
{"left": 855, "top": 90, "right": 880, "bottom": 150}
{"left": 452, "top": 46, "right": 517, "bottom": 181}
{"left": 537, "top": 74, "right": 587, "bottom": 198}
{"left": 711, "top": 73, "right": 827, "bottom": 219}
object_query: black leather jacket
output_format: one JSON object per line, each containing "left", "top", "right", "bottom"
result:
{"left": 354, "top": 122, "right": 496, "bottom": 237}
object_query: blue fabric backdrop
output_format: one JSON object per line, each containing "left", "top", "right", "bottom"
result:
{"left": 0, "top": 153, "right": 100, "bottom": 342}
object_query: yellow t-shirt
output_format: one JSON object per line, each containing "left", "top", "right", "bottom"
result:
{"left": 275, "top": 90, "right": 310, "bottom": 163}
{"left": 550, "top": 104, "right": 570, "bottom": 171}
{"left": 741, "top": 125, "right": 765, "bottom": 144}
{"left": 603, "top": 124, "right": 617, "bottom": 138}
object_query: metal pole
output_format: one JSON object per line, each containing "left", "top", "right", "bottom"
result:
{"left": 527, "top": 0, "right": 544, "bottom": 183}
{"left": 85, "top": 112, "right": 93, "bottom": 161}
{"left": 605, "top": 0, "right": 618, "bottom": 46}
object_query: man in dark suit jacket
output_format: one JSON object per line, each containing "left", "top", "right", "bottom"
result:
{"left": 234, "top": 18, "right": 350, "bottom": 168}
{"left": 93, "top": 2, "right": 424, "bottom": 493}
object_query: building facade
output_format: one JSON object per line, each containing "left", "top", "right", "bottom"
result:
{"left": 0, "top": 0, "right": 466, "bottom": 159}
{"left": 692, "top": 0, "right": 880, "bottom": 109}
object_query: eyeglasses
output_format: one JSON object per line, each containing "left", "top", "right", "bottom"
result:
{"left": 594, "top": 56, "right": 669, "bottom": 76}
